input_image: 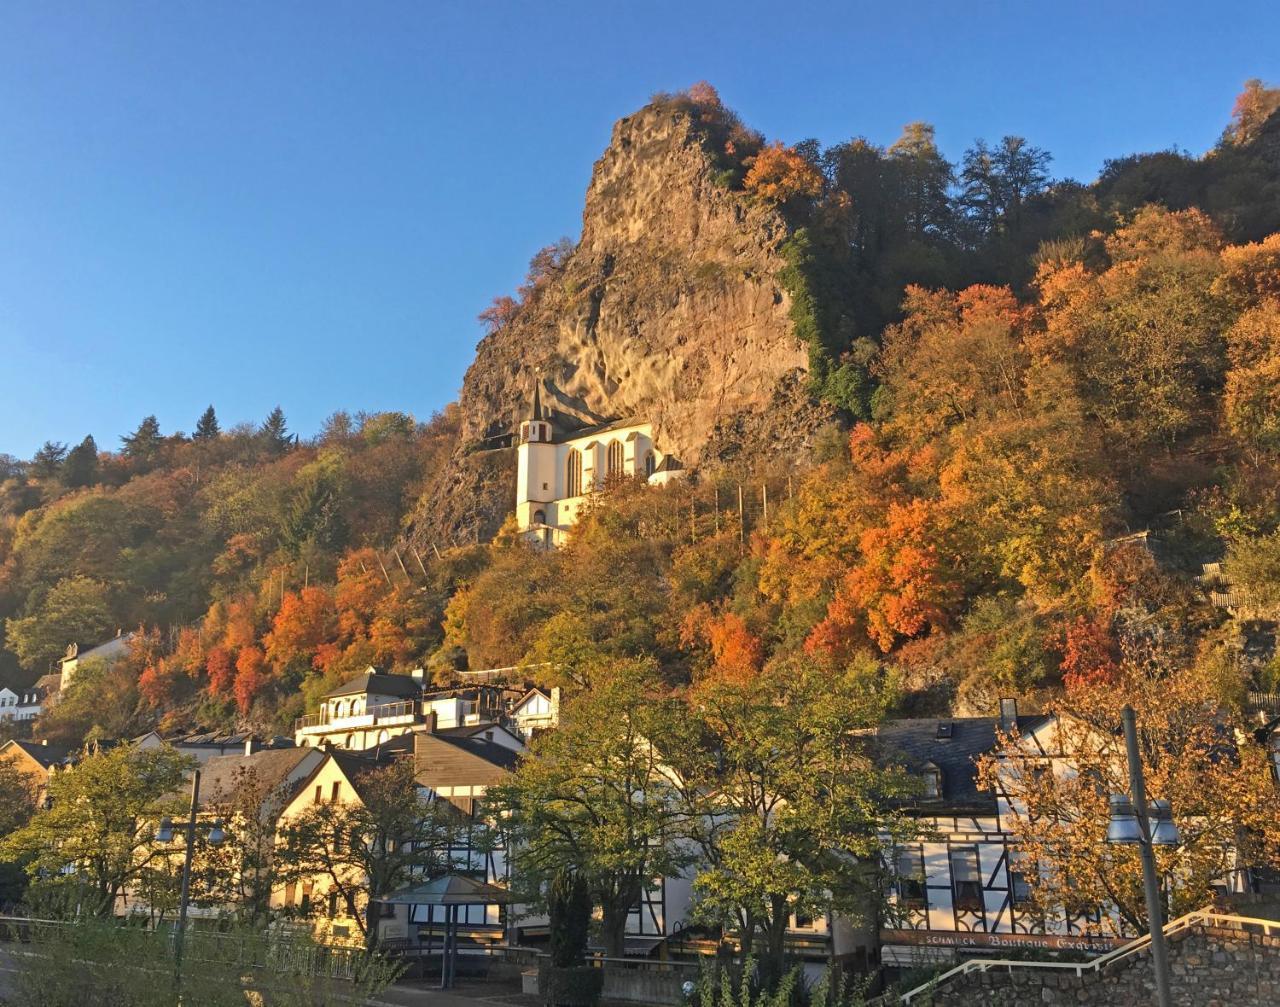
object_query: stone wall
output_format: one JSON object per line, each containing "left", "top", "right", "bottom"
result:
{"left": 923, "top": 922, "right": 1280, "bottom": 1006}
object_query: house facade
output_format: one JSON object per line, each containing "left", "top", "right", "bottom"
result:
{"left": 0, "top": 684, "right": 47, "bottom": 722}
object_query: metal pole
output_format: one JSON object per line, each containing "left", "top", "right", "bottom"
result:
{"left": 1122, "top": 705, "right": 1173, "bottom": 1007}
{"left": 174, "top": 769, "right": 201, "bottom": 994}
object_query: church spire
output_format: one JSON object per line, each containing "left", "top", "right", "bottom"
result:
{"left": 529, "top": 375, "right": 544, "bottom": 422}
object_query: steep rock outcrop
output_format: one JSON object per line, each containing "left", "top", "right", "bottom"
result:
{"left": 410, "top": 101, "right": 830, "bottom": 546}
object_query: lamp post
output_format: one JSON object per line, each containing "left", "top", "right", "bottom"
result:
{"left": 1105, "top": 704, "right": 1179, "bottom": 1007}
{"left": 155, "top": 769, "right": 225, "bottom": 995}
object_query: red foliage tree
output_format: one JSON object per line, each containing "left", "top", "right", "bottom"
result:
{"left": 233, "top": 646, "right": 267, "bottom": 715}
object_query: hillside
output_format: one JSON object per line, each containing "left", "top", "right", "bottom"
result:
{"left": 2, "top": 80, "right": 1279, "bottom": 744}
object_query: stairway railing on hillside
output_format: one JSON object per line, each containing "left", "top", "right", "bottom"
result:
{"left": 896, "top": 909, "right": 1280, "bottom": 1004}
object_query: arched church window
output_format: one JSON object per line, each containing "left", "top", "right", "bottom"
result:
{"left": 607, "top": 440, "right": 624, "bottom": 478}
{"left": 644, "top": 451, "right": 656, "bottom": 477}
{"left": 566, "top": 449, "right": 582, "bottom": 498}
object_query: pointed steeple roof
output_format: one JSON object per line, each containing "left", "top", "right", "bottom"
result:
{"left": 529, "top": 376, "right": 544, "bottom": 422}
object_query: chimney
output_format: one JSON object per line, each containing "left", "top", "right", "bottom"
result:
{"left": 484, "top": 729, "right": 494, "bottom": 742}
{"left": 550, "top": 687, "right": 562, "bottom": 726}
{"left": 998, "top": 698, "right": 1019, "bottom": 735}
{"left": 424, "top": 711, "right": 437, "bottom": 734}
{"left": 244, "top": 737, "right": 257, "bottom": 757}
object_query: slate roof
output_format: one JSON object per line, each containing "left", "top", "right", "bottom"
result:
{"left": 9, "top": 740, "right": 75, "bottom": 770}
{"left": 323, "top": 671, "right": 423, "bottom": 700}
{"left": 873, "top": 716, "right": 1050, "bottom": 814}
{"left": 195, "top": 748, "right": 318, "bottom": 807}
{"left": 61, "top": 634, "right": 134, "bottom": 666}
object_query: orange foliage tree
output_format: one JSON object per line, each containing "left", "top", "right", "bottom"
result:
{"left": 744, "top": 142, "right": 823, "bottom": 203}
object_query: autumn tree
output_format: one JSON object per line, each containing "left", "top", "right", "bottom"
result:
{"left": 5, "top": 576, "right": 115, "bottom": 673}
{"left": 977, "top": 649, "right": 1280, "bottom": 933}
{"left": 487, "top": 660, "right": 691, "bottom": 957}
{"left": 1, "top": 746, "right": 192, "bottom": 916}
{"left": 1035, "top": 207, "right": 1228, "bottom": 459}
{"left": 1223, "top": 78, "right": 1280, "bottom": 147}
{"left": 276, "top": 759, "right": 461, "bottom": 949}
{"left": 744, "top": 142, "right": 824, "bottom": 204}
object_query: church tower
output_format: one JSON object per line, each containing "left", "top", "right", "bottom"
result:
{"left": 516, "top": 377, "right": 557, "bottom": 532}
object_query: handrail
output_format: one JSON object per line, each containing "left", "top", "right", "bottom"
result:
{"left": 897, "top": 909, "right": 1280, "bottom": 1004}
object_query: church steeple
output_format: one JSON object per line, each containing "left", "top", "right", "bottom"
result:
{"left": 520, "top": 373, "right": 553, "bottom": 444}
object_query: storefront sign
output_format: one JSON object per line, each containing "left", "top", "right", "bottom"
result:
{"left": 880, "top": 928, "right": 1125, "bottom": 953}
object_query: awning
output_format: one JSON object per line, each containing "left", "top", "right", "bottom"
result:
{"left": 380, "top": 874, "right": 513, "bottom": 906}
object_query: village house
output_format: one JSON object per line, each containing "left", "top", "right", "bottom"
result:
{"left": 293, "top": 669, "right": 549, "bottom": 752}
{"left": 57, "top": 632, "right": 134, "bottom": 693}
{"left": 514, "top": 381, "right": 683, "bottom": 548}
{"left": 872, "top": 699, "right": 1254, "bottom": 972}
{"left": 0, "top": 738, "right": 74, "bottom": 807}
{"left": 0, "top": 682, "right": 49, "bottom": 723}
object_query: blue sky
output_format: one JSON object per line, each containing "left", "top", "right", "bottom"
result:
{"left": 0, "top": 0, "right": 1276, "bottom": 458}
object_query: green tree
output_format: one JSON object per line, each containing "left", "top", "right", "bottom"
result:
{"left": 665, "top": 660, "right": 914, "bottom": 978}
{"left": 120, "top": 415, "right": 163, "bottom": 465}
{"left": 260, "top": 406, "right": 292, "bottom": 455}
{"left": 30, "top": 441, "right": 68, "bottom": 480}
{"left": 276, "top": 759, "right": 461, "bottom": 949}
{"left": 194, "top": 405, "right": 221, "bottom": 441}
{"left": 4, "top": 576, "right": 115, "bottom": 673}
{"left": 0, "top": 745, "right": 192, "bottom": 916}
{"left": 487, "top": 660, "right": 691, "bottom": 956}
{"left": 62, "top": 435, "right": 99, "bottom": 488}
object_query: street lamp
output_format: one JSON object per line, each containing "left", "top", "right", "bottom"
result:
{"left": 1104, "top": 704, "right": 1178, "bottom": 1007}
{"left": 155, "top": 769, "right": 225, "bottom": 994}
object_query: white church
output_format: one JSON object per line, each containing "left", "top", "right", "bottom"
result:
{"left": 515, "top": 381, "right": 683, "bottom": 547}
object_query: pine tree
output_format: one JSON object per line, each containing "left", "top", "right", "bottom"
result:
{"left": 120, "top": 415, "right": 163, "bottom": 463}
{"left": 63, "top": 435, "right": 99, "bottom": 488}
{"left": 30, "top": 441, "right": 68, "bottom": 480}
{"left": 194, "top": 405, "right": 220, "bottom": 441}
{"left": 259, "top": 407, "right": 291, "bottom": 455}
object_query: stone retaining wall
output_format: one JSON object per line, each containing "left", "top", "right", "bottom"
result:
{"left": 924, "top": 923, "right": 1280, "bottom": 1006}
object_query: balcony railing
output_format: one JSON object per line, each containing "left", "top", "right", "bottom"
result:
{"left": 294, "top": 699, "right": 419, "bottom": 732}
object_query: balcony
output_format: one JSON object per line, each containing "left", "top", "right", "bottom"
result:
{"left": 294, "top": 700, "right": 420, "bottom": 734}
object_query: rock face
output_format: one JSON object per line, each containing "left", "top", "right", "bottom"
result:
{"left": 410, "top": 101, "right": 831, "bottom": 546}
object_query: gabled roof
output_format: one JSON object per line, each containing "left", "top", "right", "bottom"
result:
{"left": 34, "top": 674, "right": 62, "bottom": 694}
{"left": 60, "top": 634, "right": 133, "bottom": 666}
{"left": 411, "top": 731, "right": 521, "bottom": 789}
{"left": 6, "top": 740, "right": 75, "bottom": 770}
{"left": 323, "top": 670, "right": 422, "bottom": 700}
{"left": 874, "top": 715, "right": 1050, "bottom": 814}
{"left": 512, "top": 687, "right": 551, "bottom": 711}
{"left": 195, "top": 748, "right": 318, "bottom": 808}
{"left": 652, "top": 455, "right": 683, "bottom": 473}
{"left": 381, "top": 874, "right": 512, "bottom": 905}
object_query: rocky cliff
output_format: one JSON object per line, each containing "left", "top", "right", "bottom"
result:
{"left": 408, "top": 100, "right": 834, "bottom": 547}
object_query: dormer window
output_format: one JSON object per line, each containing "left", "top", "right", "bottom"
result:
{"left": 935, "top": 722, "right": 954, "bottom": 741}
{"left": 922, "top": 762, "right": 943, "bottom": 800}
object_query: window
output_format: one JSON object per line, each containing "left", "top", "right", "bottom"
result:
{"left": 566, "top": 449, "right": 582, "bottom": 497}
{"left": 331, "top": 781, "right": 342, "bottom": 804}
{"left": 1009, "top": 855, "right": 1034, "bottom": 907}
{"left": 533, "top": 508, "right": 546, "bottom": 526}
{"left": 313, "top": 785, "right": 323, "bottom": 805}
{"left": 922, "top": 763, "right": 942, "bottom": 800}
{"left": 607, "top": 440, "right": 624, "bottom": 478}
{"left": 644, "top": 450, "right": 655, "bottom": 477}
{"left": 895, "top": 848, "right": 926, "bottom": 909}
{"left": 949, "top": 847, "right": 983, "bottom": 912}
{"left": 327, "top": 890, "right": 339, "bottom": 919}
